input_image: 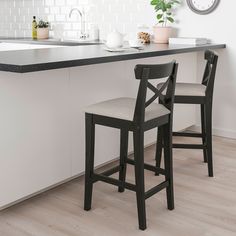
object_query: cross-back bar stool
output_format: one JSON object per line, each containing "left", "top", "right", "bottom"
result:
{"left": 84, "top": 61, "right": 178, "bottom": 230}
{"left": 156, "top": 50, "right": 218, "bottom": 177}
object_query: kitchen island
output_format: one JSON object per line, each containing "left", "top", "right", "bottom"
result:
{"left": 0, "top": 41, "right": 225, "bottom": 209}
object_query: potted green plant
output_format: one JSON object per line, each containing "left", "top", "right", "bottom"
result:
{"left": 37, "top": 20, "right": 50, "bottom": 39}
{"left": 151, "top": 0, "right": 180, "bottom": 43}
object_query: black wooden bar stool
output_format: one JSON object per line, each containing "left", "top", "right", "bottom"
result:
{"left": 84, "top": 61, "right": 178, "bottom": 230}
{"left": 156, "top": 50, "right": 218, "bottom": 177}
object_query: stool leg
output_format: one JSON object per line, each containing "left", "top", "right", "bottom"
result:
{"left": 163, "top": 122, "right": 174, "bottom": 210}
{"left": 201, "top": 104, "right": 208, "bottom": 163}
{"left": 84, "top": 114, "right": 95, "bottom": 211}
{"left": 155, "top": 126, "right": 163, "bottom": 175}
{"left": 205, "top": 102, "right": 214, "bottom": 177}
{"left": 133, "top": 128, "right": 146, "bottom": 230}
{"left": 118, "top": 129, "right": 129, "bottom": 193}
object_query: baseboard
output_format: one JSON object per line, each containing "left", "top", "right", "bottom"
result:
{"left": 0, "top": 174, "right": 83, "bottom": 211}
{"left": 190, "top": 125, "right": 236, "bottom": 140}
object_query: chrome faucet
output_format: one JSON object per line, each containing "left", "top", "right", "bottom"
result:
{"left": 69, "top": 8, "right": 88, "bottom": 39}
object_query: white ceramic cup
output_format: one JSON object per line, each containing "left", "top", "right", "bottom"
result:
{"left": 106, "top": 31, "right": 124, "bottom": 48}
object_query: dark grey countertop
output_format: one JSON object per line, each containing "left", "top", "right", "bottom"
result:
{"left": 0, "top": 38, "right": 226, "bottom": 73}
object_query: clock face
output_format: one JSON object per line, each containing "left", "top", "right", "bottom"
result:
{"left": 187, "top": 0, "right": 220, "bottom": 14}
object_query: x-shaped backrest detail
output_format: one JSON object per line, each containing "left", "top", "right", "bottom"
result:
{"left": 145, "top": 78, "right": 170, "bottom": 108}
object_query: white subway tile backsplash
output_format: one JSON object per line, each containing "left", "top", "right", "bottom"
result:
{"left": 55, "top": 14, "right": 66, "bottom": 22}
{"left": 45, "top": 0, "right": 54, "bottom": 7}
{"left": 0, "top": 0, "right": 157, "bottom": 39}
{"left": 66, "top": 0, "right": 77, "bottom": 6}
{"left": 56, "top": 0, "right": 66, "bottom": 6}
{"left": 50, "top": 7, "right": 60, "bottom": 14}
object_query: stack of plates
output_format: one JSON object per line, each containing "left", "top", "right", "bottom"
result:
{"left": 104, "top": 45, "right": 144, "bottom": 52}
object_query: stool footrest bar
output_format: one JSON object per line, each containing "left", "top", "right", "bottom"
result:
{"left": 99, "top": 165, "right": 121, "bottom": 177}
{"left": 173, "top": 144, "right": 206, "bottom": 149}
{"left": 126, "top": 158, "right": 166, "bottom": 175}
{"left": 173, "top": 132, "right": 203, "bottom": 138}
{"left": 145, "top": 181, "right": 169, "bottom": 199}
{"left": 92, "top": 173, "right": 136, "bottom": 191}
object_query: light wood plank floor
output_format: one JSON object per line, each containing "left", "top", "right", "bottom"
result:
{"left": 0, "top": 135, "right": 236, "bottom": 236}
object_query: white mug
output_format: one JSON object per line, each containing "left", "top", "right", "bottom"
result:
{"left": 106, "top": 30, "right": 124, "bottom": 48}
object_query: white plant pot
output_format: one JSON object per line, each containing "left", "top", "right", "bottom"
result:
{"left": 153, "top": 26, "right": 172, "bottom": 44}
{"left": 37, "top": 28, "right": 49, "bottom": 39}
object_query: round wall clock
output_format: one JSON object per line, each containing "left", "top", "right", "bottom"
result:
{"left": 187, "top": 0, "right": 220, "bottom": 15}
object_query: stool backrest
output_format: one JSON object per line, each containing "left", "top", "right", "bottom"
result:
{"left": 202, "top": 50, "right": 218, "bottom": 96}
{"left": 134, "top": 61, "right": 178, "bottom": 124}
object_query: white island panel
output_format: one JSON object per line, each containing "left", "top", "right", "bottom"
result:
{"left": 0, "top": 53, "right": 197, "bottom": 209}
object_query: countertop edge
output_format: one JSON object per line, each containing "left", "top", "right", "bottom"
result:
{"left": 0, "top": 44, "right": 226, "bottom": 73}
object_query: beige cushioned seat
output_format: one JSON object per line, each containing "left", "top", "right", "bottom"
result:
{"left": 85, "top": 97, "right": 170, "bottom": 121}
{"left": 158, "top": 83, "right": 206, "bottom": 97}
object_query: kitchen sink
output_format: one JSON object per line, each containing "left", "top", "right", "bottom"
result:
{"left": 0, "top": 42, "right": 65, "bottom": 51}
{"left": 0, "top": 37, "right": 103, "bottom": 46}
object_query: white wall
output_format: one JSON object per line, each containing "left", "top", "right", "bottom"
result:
{"left": 176, "top": 1, "right": 235, "bottom": 138}
{"left": 0, "top": 0, "right": 156, "bottom": 39}
{"left": 0, "top": 0, "right": 93, "bottom": 38}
